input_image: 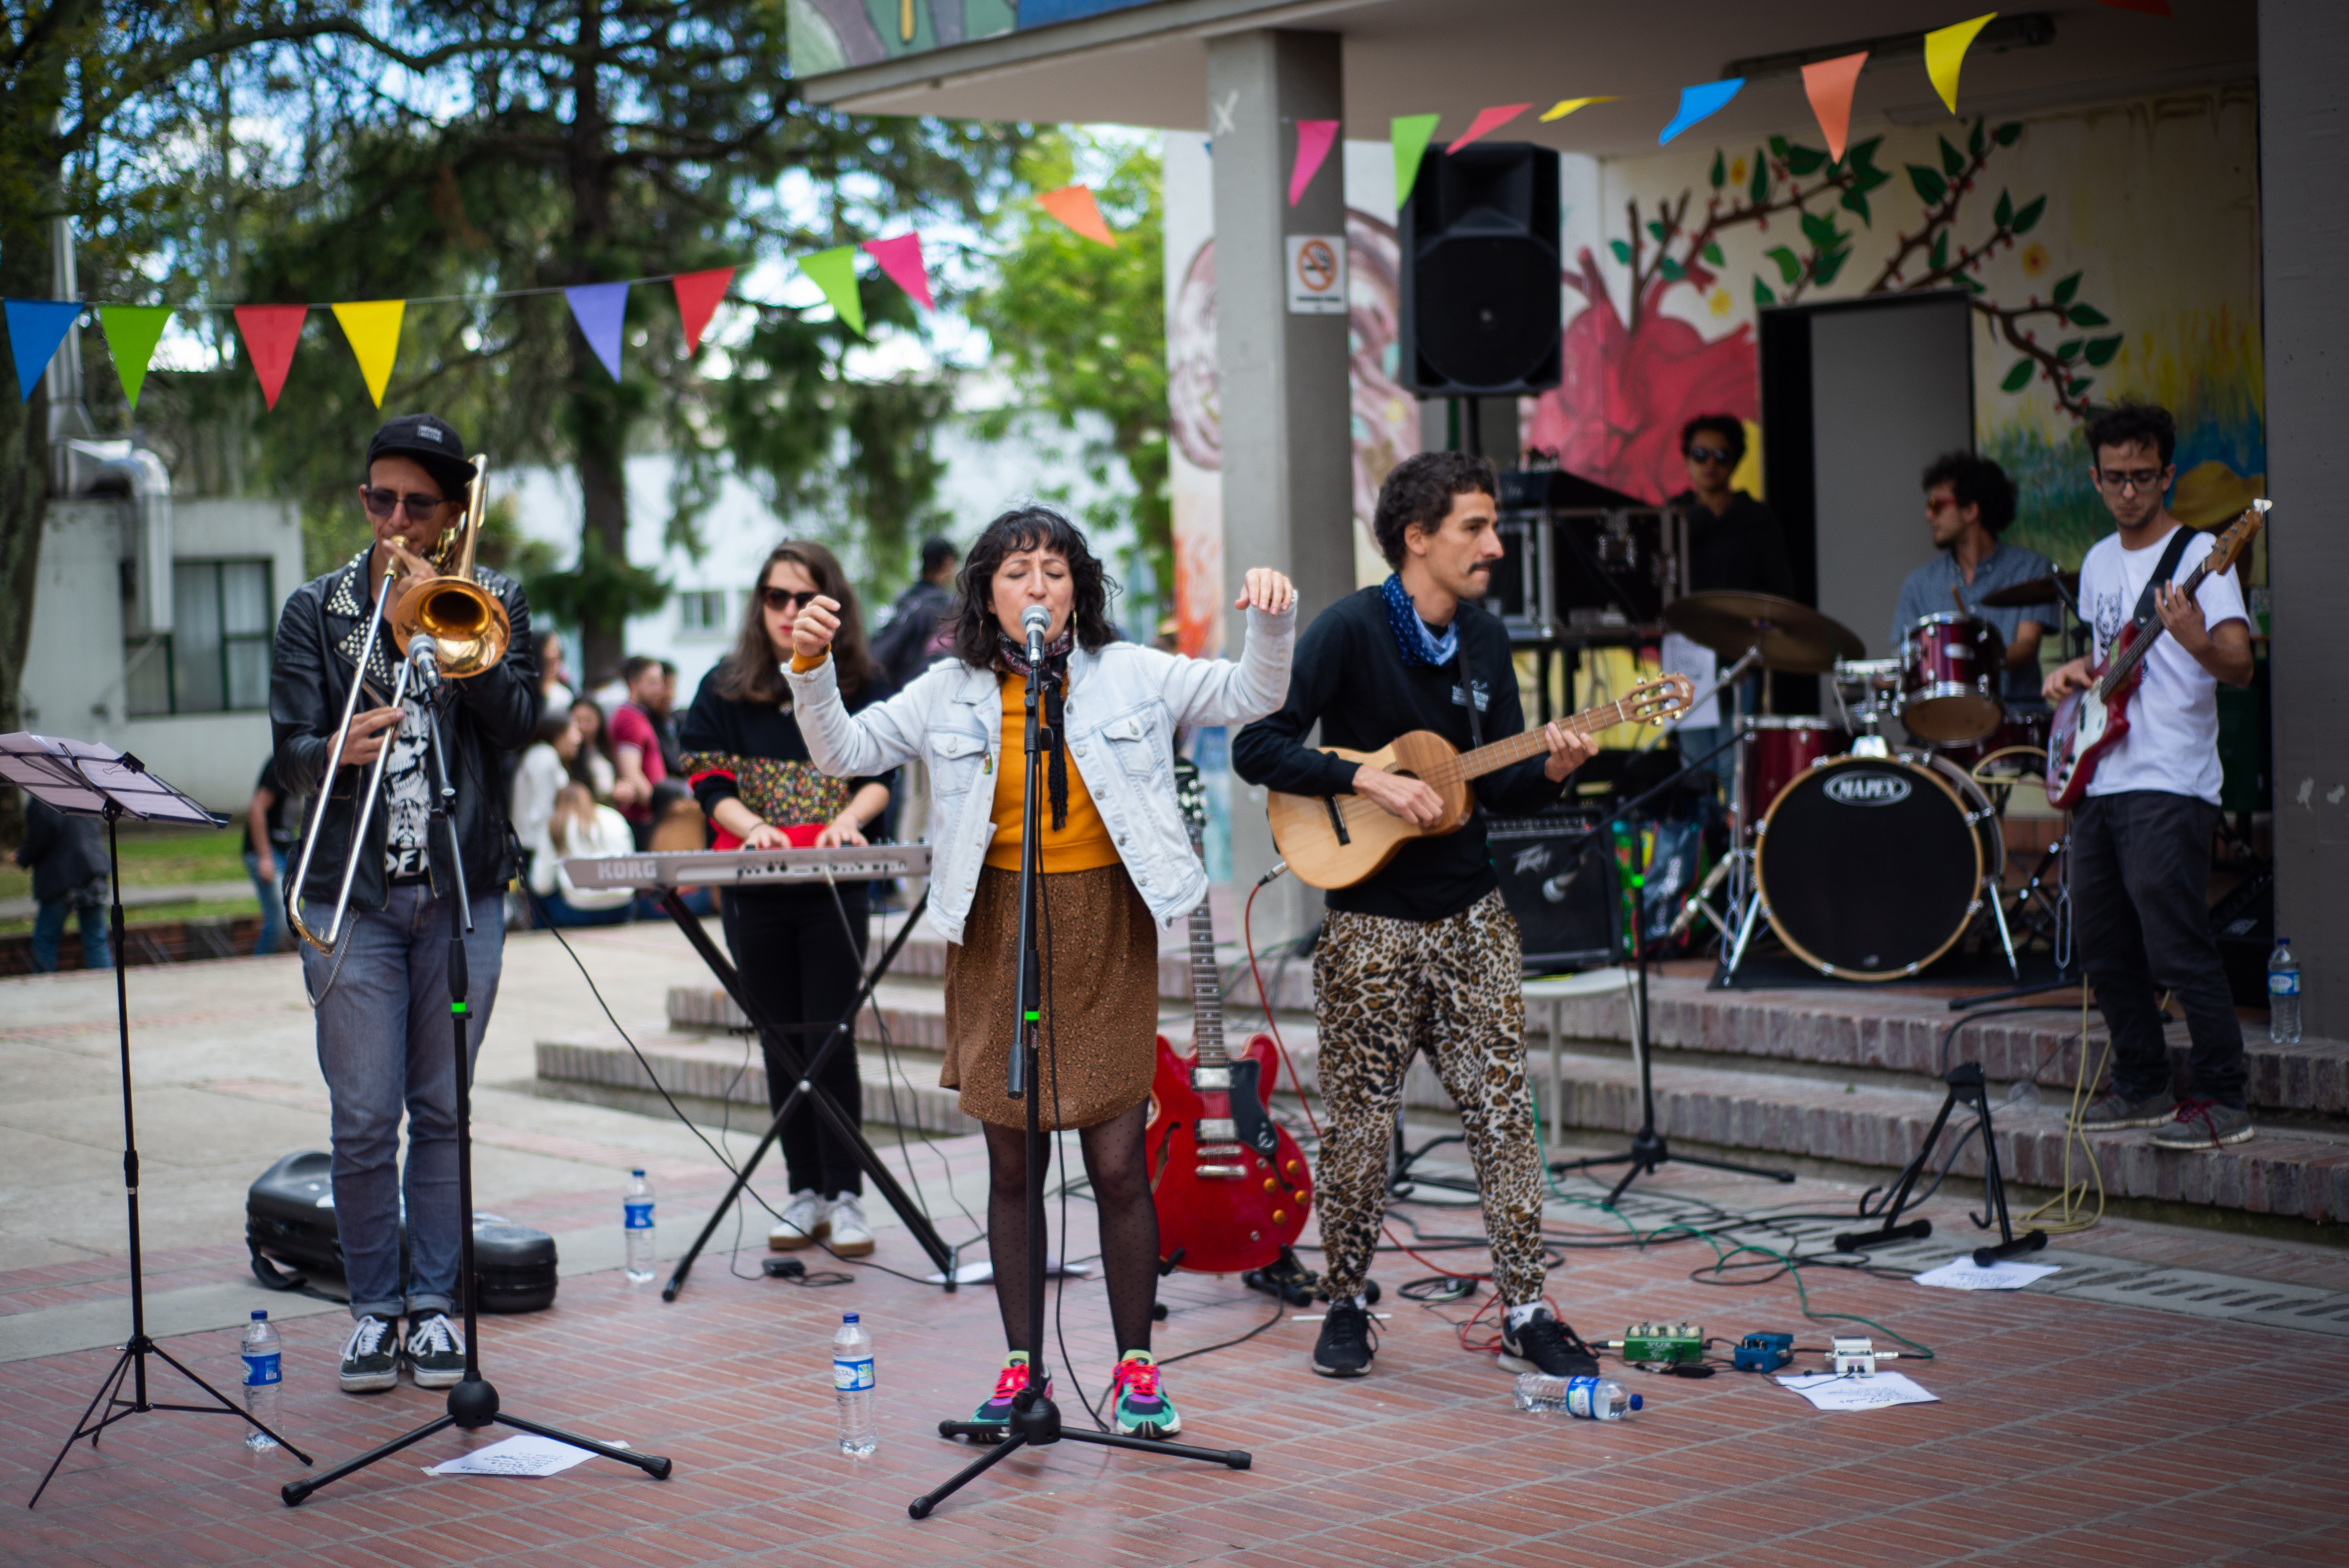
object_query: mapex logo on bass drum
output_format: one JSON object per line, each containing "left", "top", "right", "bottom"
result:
{"left": 1824, "top": 771, "right": 1912, "bottom": 807}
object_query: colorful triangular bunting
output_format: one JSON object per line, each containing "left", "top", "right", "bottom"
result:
{"left": 1390, "top": 114, "right": 1442, "bottom": 208}
{"left": 1801, "top": 52, "right": 1869, "bottom": 163}
{"left": 670, "top": 267, "right": 735, "bottom": 354}
{"left": 1539, "top": 97, "right": 1617, "bottom": 122}
{"left": 1288, "top": 119, "right": 1339, "bottom": 207}
{"left": 232, "top": 305, "right": 307, "bottom": 410}
{"left": 1037, "top": 185, "right": 1116, "bottom": 247}
{"left": 1448, "top": 103, "right": 1531, "bottom": 154}
{"left": 1660, "top": 78, "right": 1744, "bottom": 145}
{"left": 861, "top": 233, "right": 934, "bottom": 310}
{"left": 797, "top": 246, "right": 865, "bottom": 337}
{"left": 330, "top": 299, "right": 405, "bottom": 408}
{"left": 565, "top": 282, "right": 629, "bottom": 382}
{"left": 1925, "top": 13, "right": 1998, "bottom": 115}
{"left": 4, "top": 299, "right": 84, "bottom": 403}
{"left": 96, "top": 306, "right": 172, "bottom": 412}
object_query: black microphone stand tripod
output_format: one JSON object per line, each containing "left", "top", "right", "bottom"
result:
{"left": 909, "top": 613, "right": 1249, "bottom": 1519}
{"left": 284, "top": 650, "right": 670, "bottom": 1504}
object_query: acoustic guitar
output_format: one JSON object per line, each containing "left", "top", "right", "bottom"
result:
{"left": 1144, "top": 761, "right": 1312, "bottom": 1276}
{"left": 1265, "top": 674, "right": 1694, "bottom": 890}
{"left": 2045, "top": 502, "right": 2265, "bottom": 811}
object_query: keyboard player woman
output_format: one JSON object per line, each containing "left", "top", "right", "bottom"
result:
{"left": 677, "top": 541, "right": 896, "bottom": 1258}
{"left": 784, "top": 503, "right": 1294, "bottom": 1441}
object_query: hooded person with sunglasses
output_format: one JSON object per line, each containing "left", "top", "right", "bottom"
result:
{"left": 269, "top": 412, "right": 540, "bottom": 1396}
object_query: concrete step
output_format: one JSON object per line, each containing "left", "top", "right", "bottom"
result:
{"left": 533, "top": 1030, "right": 982, "bottom": 1138}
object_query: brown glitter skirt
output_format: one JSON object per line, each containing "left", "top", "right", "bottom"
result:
{"left": 942, "top": 863, "right": 1160, "bottom": 1131}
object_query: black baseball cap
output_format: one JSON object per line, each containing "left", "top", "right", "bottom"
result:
{"left": 365, "top": 413, "right": 477, "bottom": 499}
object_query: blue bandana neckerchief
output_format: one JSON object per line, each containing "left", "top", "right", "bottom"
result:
{"left": 1381, "top": 573, "right": 1458, "bottom": 667}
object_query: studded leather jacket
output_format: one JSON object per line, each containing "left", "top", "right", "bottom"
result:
{"left": 270, "top": 549, "right": 540, "bottom": 915}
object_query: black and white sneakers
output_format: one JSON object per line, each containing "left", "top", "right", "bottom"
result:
{"left": 1311, "top": 1300, "right": 1378, "bottom": 1377}
{"left": 1498, "top": 1307, "right": 1600, "bottom": 1378}
{"left": 339, "top": 1315, "right": 399, "bottom": 1393}
{"left": 339, "top": 1312, "right": 469, "bottom": 1392}
{"left": 405, "top": 1313, "right": 467, "bottom": 1388}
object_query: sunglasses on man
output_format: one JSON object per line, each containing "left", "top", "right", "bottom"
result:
{"left": 1686, "top": 445, "right": 1736, "bottom": 466}
{"left": 762, "top": 587, "right": 822, "bottom": 612}
{"left": 361, "top": 487, "right": 452, "bottom": 522}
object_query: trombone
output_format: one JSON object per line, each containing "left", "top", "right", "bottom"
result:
{"left": 288, "top": 454, "right": 514, "bottom": 953}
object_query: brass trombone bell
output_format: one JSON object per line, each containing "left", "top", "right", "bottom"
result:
{"left": 387, "top": 451, "right": 510, "bottom": 678}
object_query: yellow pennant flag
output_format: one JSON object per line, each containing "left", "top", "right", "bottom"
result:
{"left": 1925, "top": 13, "right": 1997, "bottom": 115}
{"left": 1540, "top": 96, "right": 1617, "bottom": 122}
{"left": 331, "top": 299, "right": 405, "bottom": 407}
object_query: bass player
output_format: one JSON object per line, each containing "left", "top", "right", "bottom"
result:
{"left": 2046, "top": 403, "right": 2255, "bottom": 1149}
{"left": 1232, "top": 450, "right": 1601, "bottom": 1382}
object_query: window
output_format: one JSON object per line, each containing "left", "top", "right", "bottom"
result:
{"left": 677, "top": 589, "right": 728, "bottom": 636}
{"left": 125, "top": 560, "right": 273, "bottom": 717}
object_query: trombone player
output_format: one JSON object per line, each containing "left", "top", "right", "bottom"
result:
{"left": 270, "top": 413, "right": 539, "bottom": 1396}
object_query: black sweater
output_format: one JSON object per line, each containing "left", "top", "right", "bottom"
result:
{"left": 1233, "top": 586, "right": 1559, "bottom": 922}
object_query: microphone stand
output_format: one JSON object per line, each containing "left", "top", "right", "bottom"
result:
{"left": 911, "top": 617, "right": 1248, "bottom": 1519}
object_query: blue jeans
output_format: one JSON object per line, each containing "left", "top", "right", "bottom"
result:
{"left": 300, "top": 884, "right": 505, "bottom": 1322}
{"left": 245, "top": 849, "right": 287, "bottom": 956}
{"left": 536, "top": 887, "right": 630, "bottom": 927}
{"left": 30, "top": 898, "right": 111, "bottom": 972}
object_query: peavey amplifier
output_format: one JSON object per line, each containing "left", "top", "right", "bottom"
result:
{"left": 1487, "top": 808, "right": 1621, "bottom": 973}
{"left": 245, "top": 1149, "right": 558, "bottom": 1313}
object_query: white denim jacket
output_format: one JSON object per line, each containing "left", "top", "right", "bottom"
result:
{"left": 787, "top": 605, "right": 1295, "bottom": 945}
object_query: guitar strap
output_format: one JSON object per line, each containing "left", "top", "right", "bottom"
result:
{"left": 2122, "top": 526, "right": 2197, "bottom": 652}
{"left": 1454, "top": 634, "right": 1486, "bottom": 749}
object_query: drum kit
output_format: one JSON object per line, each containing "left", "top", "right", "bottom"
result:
{"left": 1663, "top": 581, "right": 2075, "bottom": 985}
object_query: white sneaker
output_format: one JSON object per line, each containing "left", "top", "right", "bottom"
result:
{"left": 826, "top": 1192, "right": 874, "bottom": 1258}
{"left": 769, "top": 1189, "right": 830, "bottom": 1251}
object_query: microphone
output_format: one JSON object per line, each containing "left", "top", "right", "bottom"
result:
{"left": 1021, "top": 604, "right": 1050, "bottom": 665}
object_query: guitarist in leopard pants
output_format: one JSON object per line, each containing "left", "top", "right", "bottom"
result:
{"left": 2047, "top": 404, "right": 2256, "bottom": 1150}
{"left": 1234, "top": 452, "right": 1602, "bottom": 1381}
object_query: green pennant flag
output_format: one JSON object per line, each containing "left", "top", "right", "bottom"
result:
{"left": 797, "top": 245, "right": 864, "bottom": 337}
{"left": 1391, "top": 114, "right": 1443, "bottom": 209}
{"left": 98, "top": 305, "right": 172, "bottom": 411}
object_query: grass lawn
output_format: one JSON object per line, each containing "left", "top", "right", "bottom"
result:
{"left": 0, "top": 822, "right": 252, "bottom": 902}
{"left": 0, "top": 895, "right": 261, "bottom": 938}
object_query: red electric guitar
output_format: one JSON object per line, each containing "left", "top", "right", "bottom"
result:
{"left": 1144, "top": 761, "right": 1312, "bottom": 1276}
{"left": 2046, "top": 501, "right": 2265, "bottom": 810}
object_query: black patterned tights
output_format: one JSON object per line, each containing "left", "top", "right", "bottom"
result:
{"left": 983, "top": 1098, "right": 1158, "bottom": 1358}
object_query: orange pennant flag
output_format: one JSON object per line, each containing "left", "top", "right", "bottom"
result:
{"left": 1037, "top": 185, "right": 1116, "bottom": 248}
{"left": 1801, "top": 51, "right": 1868, "bottom": 162}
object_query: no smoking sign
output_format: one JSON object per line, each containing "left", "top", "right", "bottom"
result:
{"left": 1284, "top": 234, "right": 1347, "bottom": 315}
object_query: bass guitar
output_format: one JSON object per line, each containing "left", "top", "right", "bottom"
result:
{"left": 1144, "top": 760, "right": 1312, "bottom": 1276}
{"left": 1265, "top": 674, "right": 1694, "bottom": 890}
{"left": 2046, "top": 501, "right": 2265, "bottom": 810}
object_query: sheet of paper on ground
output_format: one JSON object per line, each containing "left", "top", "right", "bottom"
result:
{"left": 1912, "top": 1256, "right": 2063, "bottom": 1290}
{"left": 1776, "top": 1371, "right": 1941, "bottom": 1412}
{"left": 426, "top": 1433, "right": 628, "bottom": 1478}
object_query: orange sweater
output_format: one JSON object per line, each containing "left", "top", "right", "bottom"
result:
{"left": 985, "top": 675, "right": 1120, "bottom": 873}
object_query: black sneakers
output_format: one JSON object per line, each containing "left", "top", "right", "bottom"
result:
{"left": 1498, "top": 1307, "right": 1599, "bottom": 1377}
{"left": 405, "top": 1312, "right": 467, "bottom": 1388}
{"left": 1312, "top": 1300, "right": 1377, "bottom": 1377}
{"left": 339, "top": 1315, "right": 399, "bottom": 1393}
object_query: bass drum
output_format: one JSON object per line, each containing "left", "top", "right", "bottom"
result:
{"left": 1755, "top": 753, "right": 2002, "bottom": 980}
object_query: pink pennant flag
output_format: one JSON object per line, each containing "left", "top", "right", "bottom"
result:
{"left": 860, "top": 233, "right": 934, "bottom": 310}
{"left": 1447, "top": 103, "right": 1531, "bottom": 154}
{"left": 1801, "top": 52, "right": 1868, "bottom": 162}
{"left": 670, "top": 267, "right": 735, "bottom": 354}
{"left": 1288, "top": 119, "right": 1339, "bottom": 207}
{"left": 232, "top": 305, "right": 308, "bottom": 410}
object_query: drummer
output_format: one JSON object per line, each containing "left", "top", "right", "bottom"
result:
{"left": 1890, "top": 452, "right": 2057, "bottom": 706}
{"left": 1668, "top": 416, "right": 1797, "bottom": 800}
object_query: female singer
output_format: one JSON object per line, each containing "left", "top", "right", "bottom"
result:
{"left": 786, "top": 504, "right": 1295, "bottom": 1439}
{"left": 678, "top": 541, "right": 895, "bottom": 1257}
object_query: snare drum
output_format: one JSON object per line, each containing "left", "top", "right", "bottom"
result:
{"left": 1737, "top": 715, "right": 1850, "bottom": 829}
{"left": 1900, "top": 613, "right": 2006, "bottom": 743}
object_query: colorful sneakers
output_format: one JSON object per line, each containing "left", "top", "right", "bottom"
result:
{"left": 969, "top": 1352, "right": 1050, "bottom": 1429}
{"left": 1111, "top": 1351, "right": 1181, "bottom": 1438}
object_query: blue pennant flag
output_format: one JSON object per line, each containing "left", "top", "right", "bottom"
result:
{"left": 1660, "top": 79, "right": 1745, "bottom": 146}
{"left": 5, "top": 299, "right": 85, "bottom": 401}
{"left": 565, "top": 282, "right": 630, "bottom": 382}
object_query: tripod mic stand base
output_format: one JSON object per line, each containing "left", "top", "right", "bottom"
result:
{"left": 1550, "top": 1128, "right": 1796, "bottom": 1208}
{"left": 281, "top": 1379, "right": 673, "bottom": 1507}
{"left": 914, "top": 1392, "right": 1250, "bottom": 1519}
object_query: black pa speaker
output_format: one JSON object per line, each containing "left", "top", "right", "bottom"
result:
{"left": 1487, "top": 808, "right": 1620, "bottom": 973}
{"left": 1400, "top": 142, "right": 1562, "bottom": 397}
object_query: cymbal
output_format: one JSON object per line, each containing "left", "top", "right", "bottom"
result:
{"left": 1978, "top": 572, "right": 2080, "bottom": 609}
{"left": 1663, "top": 591, "right": 1865, "bottom": 673}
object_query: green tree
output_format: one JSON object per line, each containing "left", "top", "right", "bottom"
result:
{"left": 968, "top": 132, "right": 1168, "bottom": 612}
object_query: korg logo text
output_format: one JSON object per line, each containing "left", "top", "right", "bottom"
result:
{"left": 1824, "top": 774, "right": 1911, "bottom": 807}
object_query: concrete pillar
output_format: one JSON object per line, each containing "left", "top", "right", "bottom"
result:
{"left": 1207, "top": 29, "right": 1352, "bottom": 940}
{"left": 2261, "top": 0, "right": 2349, "bottom": 1036}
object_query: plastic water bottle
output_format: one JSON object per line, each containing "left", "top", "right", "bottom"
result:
{"left": 623, "top": 1169, "right": 655, "bottom": 1283}
{"left": 2269, "top": 938, "right": 2301, "bottom": 1044}
{"left": 1513, "top": 1372, "right": 1642, "bottom": 1421}
{"left": 241, "top": 1309, "right": 281, "bottom": 1451}
{"left": 833, "top": 1312, "right": 877, "bottom": 1456}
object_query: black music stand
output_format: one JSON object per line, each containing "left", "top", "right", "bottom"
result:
{"left": 0, "top": 735, "right": 314, "bottom": 1507}
{"left": 279, "top": 666, "right": 669, "bottom": 1505}
{"left": 909, "top": 639, "right": 1248, "bottom": 1519}
{"left": 650, "top": 880, "right": 960, "bottom": 1298}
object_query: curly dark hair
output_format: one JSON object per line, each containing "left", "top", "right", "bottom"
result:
{"left": 942, "top": 504, "right": 1120, "bottom": 668}
{"left": 1921, "top": 452, "right": 2018, "bottom": 535}
{"left": 1679, "top": 414, "right": 1746, "bottom": 463}
{"left": 715, "top": 540, "right": 877, "bottom": 706}
{"left": 2086, "top": 402, "right": 2177, "bottom": 468}
{"left": 1371, "top": 450, "right": 1498, "bottom": 568}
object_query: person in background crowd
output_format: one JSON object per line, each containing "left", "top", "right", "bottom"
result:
{"left": 654, "top": 660, "right": 686, "bottom": 780}
{"left": 871, "top": 535, "right": 960, "bottom": 689}
{"left": 244, "top": 757, "right": 300, "bottom": 956}
{"left": 569, "top": 695, "right": 619, "bottom": 800}
{"left": 681, "top": 540, "right": 897, "bottom": 1260}
{"left": 537, "top": 630, "right": 575, "bottom": 715}
{"left": 1890, "top": 452, "right": 2057, "bottom": 705}
{"left": 510, "top": 710, "right": 580, "bottom": 891}
{"left": 609, "top": 655, "right": 668, "bottom": 848}
{"left": 528, "top": 782, "right": 636, "bottom": 927}
{"left": 17, "top": 798, "right": 112, "bottom": 972}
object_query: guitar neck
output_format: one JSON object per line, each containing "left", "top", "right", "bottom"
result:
{"left": 1183, "top": 836, "right": 1228, "bottom": 1065}
{"left": 2099, "top": 557, "right": 2211, "bottom": 698}
{"left": 1428, "top": 697, "right": 1642, "bottom": 786}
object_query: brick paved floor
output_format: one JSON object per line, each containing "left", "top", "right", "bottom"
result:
{"left": 7, "top": 1145, "right": 2347, "bottom": 1567}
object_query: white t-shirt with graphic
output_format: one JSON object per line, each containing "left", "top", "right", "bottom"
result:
{"left": 2077, "top": 523, "right": 2247, "bottom": 805}
{"left": 381, "top": 704, "right": 435, "bottom": 877}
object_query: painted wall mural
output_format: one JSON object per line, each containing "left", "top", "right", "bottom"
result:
{"left": 1527, "top": 85, "right": 2263, "bottom": 570}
